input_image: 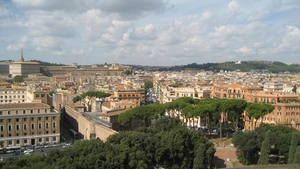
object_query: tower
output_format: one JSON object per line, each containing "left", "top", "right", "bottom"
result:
{"left": 255, "top": 48, "right": 258, "bottom": 61}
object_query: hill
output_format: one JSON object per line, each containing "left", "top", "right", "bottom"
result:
{"left": 156, "top": 61, "right": 300, "bottom": 73}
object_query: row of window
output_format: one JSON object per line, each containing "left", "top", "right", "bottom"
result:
{"left": 0, "top": 91, "right": 25, "bottom": 94}
{"left": 0, "top": 122, "right": 57, "bottom": 131}
{"left": 0, "top": 109, "right": 49, "bottom": 115}
{"left": 0, "top": 95, "right": 25, "bottom": 99}
{"left": 0, "top": 100, "right": 26, "bottom": 103}
{"left": 0, "top": 116, "right": 56, "bottom": 123}
{"left": 0, "top": 130, "right": 56, "bottom": 138}
{"left": 118, "top": 94, "right": 139, "bottom": 97}
{"left": 5, "top": 137, "right": 57, "bottom": 145}
{"left": 264, "top": 117, "right": 299, "bottom": 123}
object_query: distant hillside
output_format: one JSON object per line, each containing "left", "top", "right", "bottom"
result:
{"left": 30, "top": 60, "right": 67, "bottom": 66}
{"left": 157, "top": 61, "right": 300, "bottom": 73}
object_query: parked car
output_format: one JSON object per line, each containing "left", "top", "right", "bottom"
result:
{"left": 35, "top": 145, "right": 44, "bottom": 149}
{"left": 11, "top": 151, "right": 21, "bottom": 156}
{"left": 62, "top": 144, "right": 71, "bottom": 149}
{"left": 53, "top": 144, "right": 61, "bottom": 147}
{"left": 24, "top": 149, "right": 33, "bottom": 153}
{"left": 44, "top": 144, "right": 53, "bottom": 148}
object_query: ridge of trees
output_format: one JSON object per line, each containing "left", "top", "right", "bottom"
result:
{"left": 30, "top": 60, "right": 67, "bottom": 66}
{"left": 0, "top": 117, "right": 215, "bottom": 169}
{"left": 157, "top": 61, "right": 300, "bottom": 73}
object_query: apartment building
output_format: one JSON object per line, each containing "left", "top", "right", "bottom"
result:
{"left": 0, "top": 103, "right": 60, "bottom": 148}
{"left": 0, "top": 88, "right": 27, "bottom": 104}
{"left": 112, "top": 90, "right": 142, "bottom": 108}
{"left": 213, "top": 83, "right": 300, "bottom": 131}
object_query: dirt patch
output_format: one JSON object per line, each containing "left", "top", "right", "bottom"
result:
{"left": 213, "top": 146, "right": 239, "bottom": 168}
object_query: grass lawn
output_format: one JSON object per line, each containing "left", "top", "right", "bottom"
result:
{"left": 209, "top": 137, "right": 233, "bottom": 146}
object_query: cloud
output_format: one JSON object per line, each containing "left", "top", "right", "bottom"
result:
{"left": 25, "top": 10, "right": 76, "bottom": 38}
{"left": 129, "top": 24, "right": 157, "bottom": 40}
{"left": 12, "top": 0, "right": 98, "bottom": 13}
{"left": 72, "top": 49, "right": 84, "bottom": 55}
{"left": 99, "top": 0, "right": 169, "bottom": 20}
{"left": 235, "top": 46, "right": 253, "bottom": 55}
{"left": 248, "top": 0, "right": 282, "bottom": 21}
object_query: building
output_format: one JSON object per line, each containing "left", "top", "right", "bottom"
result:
{"left": 0, "top": 87, "right": 27, "bottom": 104}
{"left": 112, "top": 90, "right": 142, "bottom": 108}
{"left": 0, "top": 62, "right": 10, "bottom": 75}
{"left": 0, "top": 103, "right": 60, "bottom": 148}
{"left": 9, "top": 55, "right": 40, "bottom": 78}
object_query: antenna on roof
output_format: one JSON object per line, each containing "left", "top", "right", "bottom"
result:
{"left": 255, "top": 48, "right": 257, "bottom": 61}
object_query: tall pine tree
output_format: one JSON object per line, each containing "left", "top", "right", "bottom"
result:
{"left": 258, "top": 130, "right": 271, "bottom": 165}
{"left": 293, "top": 146, "right": 300, "bottom": 164}
{"left": 288, "top": 132, "right": 299, "bottom": 164}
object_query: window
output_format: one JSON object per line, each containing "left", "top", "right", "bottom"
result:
{"left": 38, "top": 138, "right": 42, "bottom": 142}
{"left": 45, "top": 109, "right": 47, "bottom": 113}
{"left": 23, "top": 118, "right": 26, "bottom": 122}
{"left": 16, "top": 140, "right": 20, "bottom": 144}
{"left": 38, "top": 109, "right": 40, "bottom": 113}
{"left": 8, "top": 119, "right": 11, "bottom": 122}
{"left": 38, "top": 117, "right": 41, "bottom": 120}
{"left": 8, "top": 140, "right": 12, "bottom": 145}
{"left": 0, "top": 126, "right": 3, "bottom": 131}
{"left": 46, "top": 123, "right": 49, "bottom": 129}
{"left": 36, "top": 94, "right": 39, "bottom": 98}
{"left": 24, "top": 124, "right": 27, "bottom": 130}
{"left": 0, "top": 134, "right": 3, "bottom": 137}
{"left": 16, "top": 118, "right": 19, "bottom": 122}
{"left": 8, "top": 111, "right": 10, "bottom": 115}
{"left": 31, "top": 110, "right": 33, "bottom": 114}
{"left": 46, "top": 131, "right": 49, "bottom": 134}
{"left": 38, "top": 123, "right": 42, "bottom": 129}
{"left": 41, "top": 94, "right": 45, "bottom": 97}
{"left": 31, "top": 132, "right": 34, "bottom": 135}
{"left": 24, "top": 133, "right": 27, "bottom": 136}
{"left": 24, "top": 139, "right": 27, "bottom": 143}
{"left": 52, "top": 122, "right": 56, "bottom": 128}
{"left": 52, "top": 116, "right": 55, "bottom": 120}
{"left": 0, "top": 111, "right": 2, "bottom": 115}
{"left": 31, "top": 117, "right": 34, "bottom": 121}
{"left": 31, "top": 123, "right": 34, "bottom": 130}
{"left": 53, "top": 130, "right": 56, "bottom": 133}
{"left": 16, "top": 124, "right": 20, "bottom": 131}
{"left": 23, "top": 110, "right": 26, "bottom": 114}
{"left": 53, "top": 137, "right": 56, "bottom": 141}
{"left": 46, "top": 117, "right": 48, "bottom": 120}
{"left": 46, "top": 138, "right": 49, "bottom": 141}
{"left": 16, "top": 110, "right": 18, "bottom": 115}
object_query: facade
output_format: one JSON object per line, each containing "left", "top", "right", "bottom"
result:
{"left": 0, "top": 87, "right": 27, "bottom": 104}
{"left": 113, "top": 90, "right": 142, "bottom": 108}
{"left": 9, "top": 55, "right": 40, "bottom": 78}
{"left": 0, "top": 62, "right": 10, "bottom": 75}
{"left": 212, "top": 83, "right": 300, "bottom": 131}
{"left": 0, "top": 103, "right": 60, "bottom": 148}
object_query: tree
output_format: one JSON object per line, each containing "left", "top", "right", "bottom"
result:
{"left": 13, "top": 75, "right": 24, "bottom": 83}
{"left": 124, "top": 70, "right": 131, "bottom": 75}
{"left": 72, "top": 91, "right": 111, "bottom": 112}
{"left": 246, "top": 103, "right": 275, "bottom": 129}
{"left": 288, "top": 132, "right": 299, "bottom": 164}
{"left": 292, "top": 85, "right": 297, "bottom": 94}
{"left": 293, "top": 146, "right": 300, "bottom": 164}
{"left": 193, "top": 143, "right": 206, "bottom": 169}
{"left": 258, "top": 130, "right": 272, "bottom": 165}
{"left": 144, "top": 80, "right": 153, "bottom": 89}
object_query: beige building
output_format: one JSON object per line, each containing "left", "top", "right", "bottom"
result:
{"left": 0, "top": 103, "right": 60, "bottom": 148}
{"left": 112, "top": 90, "right": 142, "bottom": 108}
{"left": 9, "top": 55, "right": 40, "bottom": 78}
{"left": 0, "top": 88, "right": 27, "bottom": 104}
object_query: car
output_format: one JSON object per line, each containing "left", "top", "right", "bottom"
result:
{"left": 62, "top": 144, "right": 71, "bottom": 149}
{"left": 35, "top": 145, "right": 44, "bottom": 149}
{"left": 11, "top": 151, "right": 21, "bottom": 156}
{"left": 44, "top": 144, "right": 53, "bottom": 148}
{"left": 52, "top": 144, "right": 61, "bottom": 147}
{"left": 24, "top": 152, "right": 31, "bottom": 155}
{"left": 24, "top": 149, "right": 33, "bottom": 153}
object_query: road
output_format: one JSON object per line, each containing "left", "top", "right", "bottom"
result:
{"left": 0, "top": 145, "right": 70, "bottom": 162}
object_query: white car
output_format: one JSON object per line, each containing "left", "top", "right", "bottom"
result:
{"left": 24, "top": 149, "right": 33, "bottom": 153}
{"left": 24, "top": 152, "right": 31, "bottom": 155}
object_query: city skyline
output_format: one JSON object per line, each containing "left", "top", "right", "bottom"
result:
{"left": 0, "top": 0, "right": 299, "bottom": 66}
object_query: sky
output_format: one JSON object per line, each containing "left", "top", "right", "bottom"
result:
{"left": 0, "top": 0, "right": 299, "bottom": 66}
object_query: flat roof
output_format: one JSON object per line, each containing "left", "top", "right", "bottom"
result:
{"left": 0, "top": 103, "right": 50, "bottom": 109}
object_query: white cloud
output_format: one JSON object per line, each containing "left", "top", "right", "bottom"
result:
{"left": 72, "top": 49, "right": 84, "bottom": 55}
{"left": 99, "top": 0, "right": 169, "bottom": 20}
{"left": 12, "top": 0, "right": 98, "bottom": 13}
{"left": 235, "top": 46, "right": 253, "bottom": 55}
